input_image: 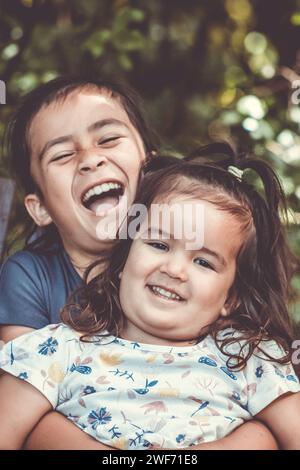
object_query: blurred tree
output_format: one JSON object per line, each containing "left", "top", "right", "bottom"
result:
{"left": 0, "top": 0, "right": 300, "bottom": 316}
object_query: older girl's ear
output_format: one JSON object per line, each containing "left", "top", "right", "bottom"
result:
{"left": 24, "top": 193, "right": 52, "bottom": 227}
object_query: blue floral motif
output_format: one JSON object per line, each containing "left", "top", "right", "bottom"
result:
{"left": 83, "top": 386, "right": 96, "bottom": 395}
{"left": 286, "top": 374, "right": 298, "bottom": 383}
{"left": 109, "top": 369, "right": 134, "bottom": 381}
{"left": 273, "top": 366, "right": 285, "bottom": 378}
{"left": 38, "top": 337, "right": 58, "bottom": 356}
{"left": 134, "top": 379, "right": 158, "bottom": 395}
{"left": 191, "top": 400, "right": 209, "bottom": 417}
{"left": 255, "top": 366, "right": 264, "bottom": 378}
{"left": 7, "top": 343, "right": 28, "bottom": 365}
{"left": 176, "top": 434, "right": 185, "bottom": 443}
{"left": 109, "top": 425, "right": 122, "bottom": 439}
{"left": 231, "top": 391, "right": 241, "bottom": 401}
{"left": 220, "top": 366, "right": 237, "bottom": 380}
{"left": 18, "top": 372, "right": 28, "bottom": 380}
{"left": 88, "top": 407, "right": 112, "bottom": 429}
{"left": 198, "top": 356, "right": 217, "bottom": 367}
{"left": 70, "top": 363, "right": 92, "bottom": 375}
{"left": 129, "top": 425, "right": 153, "bottom": 448}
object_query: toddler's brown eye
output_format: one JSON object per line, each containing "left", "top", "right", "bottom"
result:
{"left": 194, "top": 258, "right": 213, "bottom": 270}
{"left": 147, "top": 242, "right": 169, "bottom": 251}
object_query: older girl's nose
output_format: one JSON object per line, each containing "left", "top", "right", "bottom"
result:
{"left": 78, "top": 150, "right": 108, "bottom": 174}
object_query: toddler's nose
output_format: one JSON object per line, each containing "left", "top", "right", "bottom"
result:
{"left": 160, "top": 255, "right": 188, "bottom": 282}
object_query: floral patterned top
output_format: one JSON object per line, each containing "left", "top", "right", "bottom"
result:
{"left": 1, "top": 324, "right": 299, "bottom": 449}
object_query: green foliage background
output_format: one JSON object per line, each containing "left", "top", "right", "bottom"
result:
{"left": 1, "top": 0, "right": 300, "bottom": 317}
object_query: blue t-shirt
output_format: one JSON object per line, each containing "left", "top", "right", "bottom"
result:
{"left": 0, "top": 248, "right": 82, "bottom": 329}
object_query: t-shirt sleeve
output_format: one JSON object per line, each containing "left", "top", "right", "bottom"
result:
{"left": 243, "top": 341, "right": 300, "bottom": 416}
{"left": 0, "top": 324, "right": 71, "bottom": 408}
{"left": 0, "top": 253, "right": 49, "bottom": 329}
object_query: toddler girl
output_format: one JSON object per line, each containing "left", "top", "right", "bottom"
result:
{"left": 1, "top": 148, "right": 298, "bottom": 449}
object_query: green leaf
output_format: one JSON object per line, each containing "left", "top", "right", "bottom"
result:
{"left": 129, "top": 9, "right": 145, "bottom": 22}
{"left": 82, "top": 30, "right": 111, "bottom": 57}
{"left": 291, "top": 12, "right": 300, "bottom": 25}
{"left": 118, "top": 53, "right": 133, "bottom": 70}
{"left": 114, "top": 30, "right": 145, "bottom": 51}
{"left": 112, "top": 7, "right": 145, "bottom": 35}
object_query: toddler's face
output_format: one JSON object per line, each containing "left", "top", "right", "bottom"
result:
{"left": 119, "top": 196, "right": 243, "bottom": 346}
{"left": 26, "top": 89, "right": 145, "bottom": 256}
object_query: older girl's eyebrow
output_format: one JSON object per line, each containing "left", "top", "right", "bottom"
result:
{"left": 87, "top": 118, "right": 128, "bottom": 133}
{"left": 39, "top": 135, "right": 72, "bottom": 161}
{"left": 38, "top": 119, "right": 128, "bottom": 161}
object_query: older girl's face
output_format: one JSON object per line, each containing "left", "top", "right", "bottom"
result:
{"left": 26, "top": 89, "right": 145, "bottom": 257}
{"left": 119, "top": 197, "right": 243, "bottom": 347}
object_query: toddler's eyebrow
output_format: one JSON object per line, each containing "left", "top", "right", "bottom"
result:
{"left": 146, "top": 227, "right": 171, "bottom": 239}
{"left": 145, "top": 227, "right": 227, "bottom": 266}
{"left": 198, "top": 247, "right": 227, "bottom": 268}
{"left": 38, "top": 119, "right": 128, "bottom": 161}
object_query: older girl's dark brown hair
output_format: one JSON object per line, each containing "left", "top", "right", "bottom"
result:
{"left": 62, "top": 143, "right": 296, "bottom": 370}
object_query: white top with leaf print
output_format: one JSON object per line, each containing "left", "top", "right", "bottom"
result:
{"left": 1, "top": 324, "right": 299, "bottom": 450}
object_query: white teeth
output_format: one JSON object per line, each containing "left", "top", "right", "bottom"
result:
{"left": 82, "top": 182, "right": 122, "bottom": 203}
{"left": 102, "top": 183, "right": 109, "bottom": 193}
{"left": 150, "top": 285, "right": 182, "bottom": 301}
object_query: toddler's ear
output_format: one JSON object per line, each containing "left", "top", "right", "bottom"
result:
{"left": 221, "top": 293, "right": 240, "bottom": 317}
{"left": 24, "top": 193, "right": 52, "bottom": 227}
{"left": 220, "top": 306, "right": 228, "bottom": 317}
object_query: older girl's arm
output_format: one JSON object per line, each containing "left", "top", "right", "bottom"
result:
{"left": 152, "top": 420, "right": 278, "bottom": 450}
{"left": 255, "top": 392, "right": 300, "bottom": 450}
{"left": 24, "top": 412, "right": 117, "bottom": 450}
{"left": 0, "top": 372, "right": 52, "bottom": 449}
{"left": 190, "top": 420, "right": 277, "bottom": 450}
